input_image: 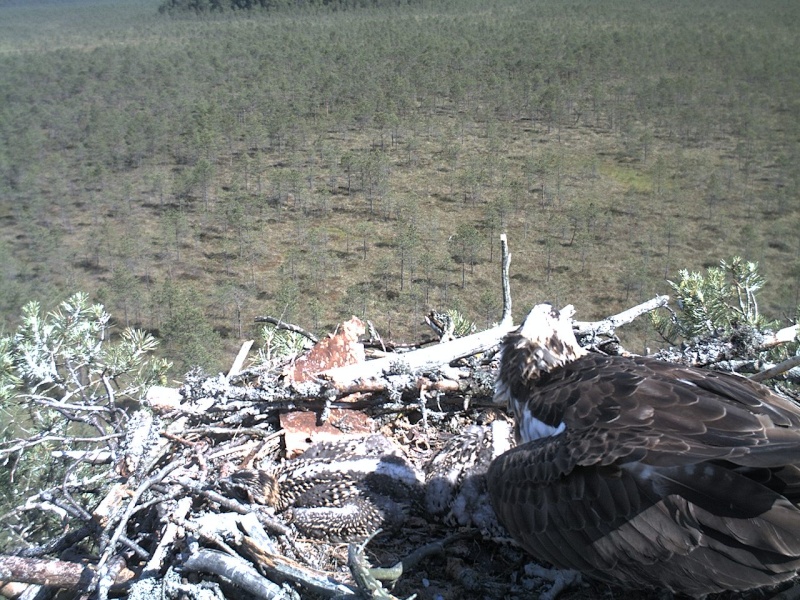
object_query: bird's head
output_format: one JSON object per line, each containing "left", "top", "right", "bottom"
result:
{"left": 223, "top": 468, "right": 280, "bottom": 507}
{"left": 495, "top": 303, "right": 587, "bottom": 409}
{"left": 517, "top": 303, "right": 586, "bottom": 365}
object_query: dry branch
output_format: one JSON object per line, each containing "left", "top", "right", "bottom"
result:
{"left": 321, "top": 296, "right": 670, "bottom": 395}
{"left": 573, "top": 295, "right": 669, "bottom": 338}
{"left": 240, "top": 537, "right": 355, "bottom": 598}
{"left": 500, "top": 233, "right": 512, "bottom": 325}
{"left": 750, "top": 355, "right": 800, "bottom": 383}
{"left": 96, "top": 459, "right": 185, "bottom": 575}
{"left": 141, "top": 497, "right": 192, "bottom": 579}
{"left": 0, "top": 555, "right": 133, "bottom": 590}
{"left": 182, "top": 549, "right": 290, "bottom": 599}
{"left": 228, "top": 340, "right": 255, "bottom": 379}
{"left": 320, "top": 321, "right": 515, "bottom": 391}
{"left": 51, "top": 450, "right": 112, "bottom": 464}
{"left": 254, "top": 316, "right": 319, "bottom": 344}
{"left": 760, "top": 325, "right": 800, "bottom": 349}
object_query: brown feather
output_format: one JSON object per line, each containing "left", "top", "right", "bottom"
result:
{"left": 489, "top": 304, "right": 800, "bottom": 596}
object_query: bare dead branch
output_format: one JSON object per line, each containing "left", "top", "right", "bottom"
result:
{"left": 254, "top": 316, "right": 319, "bottom": 344}
{"left": 750, "top": 355, "right": 800, "bottom": 383}
{"left": 321, "top": 321, "right": 516, "bottom": 391}
{"left": 228, "top": 340, "right": 255, "bottom": 379}
{"left": 240, "top": 536, "right": 356, "bottom": 598}
{"left": 500, "top": 233, "right": 512, "bottom": 325}
{"left": 96, "top": 459, "right": 185, "bottom": 573}
{"left": 0, "top": 555, "right": 134, "bottom": 590}
{"left": 51, "top": 450, "right": 113, "bottom": 464}
{"left": 141, "top": 498, "right": 192, "bottom": 577}
{"left": 758, "top": 325, "right": 799, "bottom": 349}
{"left": 424, "top": 311, "right": 451, "bottom": 340}
{"left": 96, "top": 555, "right": 128, "bottom": 600}
{"left": 573, "top": 295, "right": 669, "bottom": 339}
{"left": 182, "top": 549, "right": 290, "bottom": 599}
{"left": 175, "top": 478, "right": 293, "bottom": 537}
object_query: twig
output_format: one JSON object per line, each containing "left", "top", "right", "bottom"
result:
{"left": 184, "top": 426, "right": 280, "bottom": 440}
{"left": 424, "top": 311, "right": 452, "bottom": 341}
{"left": 96, "top": 459, "right": 185, "bottom": 574}
{"left": 141, "top": 498, "right": 192, "bottom": 577}
{"left": 348, "top": 532, "right": 414, "bottom": 600}
{"left": 366, "top": 320, "right": 386, "bottom": 353}
{"left": 96, "top": 555, "right": 128, "bottom": 600}
{"left": 14, "top": 524, "right": 94, "bottom": 559}
{"left": 500, "top": 233, "right": 512, "bottom": 326}
{"left": 574, "top": 295, "right": 669, "bottom": 338}
{"left": 0, "top": 432, "right": 123, "bottom": 461}
{"left": 240, "top": 536, "right": 356, "bottom": 598}
{"left": 100, "top": 374, "right": 116, "bottom": 411}
{"left": 228, "top": 340, "right": 254, "bottom": 379}
{"left": 175, "top": 478, "right": 293, "bottom": 537}
{"left": 173, "top": 514, "right": 241, "bottom": 558}
{"left": 236, "top": 512, "right": 279, "bottom": 554}
{"left": 255, "top": 316, "right": 319, "bottom": 344}
{"left": 750, "top": 355, "right": 800, "bottom": 383}
{"left": 51, "top": 450, "right": 112, "bottom": 463}
{"left": 182, "top": 549, "right": 290, "bottom": 600}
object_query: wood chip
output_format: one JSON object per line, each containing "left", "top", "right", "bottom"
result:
{"left": 287, "top": 316, "right": 366, "bottom": 383}
{"left": 280, "top": 409, "right": 373, "bottom": 457}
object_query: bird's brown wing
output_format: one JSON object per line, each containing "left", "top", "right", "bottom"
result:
{"left": 487, "top": 436, "right": 689, "bottom": 580}
{"left": 528, "top": 354, "right": 800, "bottom": 468}
{"left": 492, "top": 353, "right": 800, "bottom": 593}
{"left": 488, "top": 433, "right": 800, "bottom": 594}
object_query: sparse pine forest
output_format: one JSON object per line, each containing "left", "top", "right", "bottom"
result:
{"left": 0, "top": 0, "right": 799, "bottom": 375}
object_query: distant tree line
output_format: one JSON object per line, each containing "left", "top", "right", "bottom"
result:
{"left": 159, "top": 0, "right": 417, "bottom": 13}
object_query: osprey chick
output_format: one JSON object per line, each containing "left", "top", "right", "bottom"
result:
{"left": 488, "top": 303, "right": 800, "bottom": 597}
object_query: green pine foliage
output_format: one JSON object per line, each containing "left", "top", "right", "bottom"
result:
{"left": 0, "top": 293, "right": 170, "bottom": 546}
{"left": 257, "top": 324, "right": 308, "bottom": 363}
{"left": 651, "top": 257, "right": 782, "bottom": 345}
{"left": 445, "top": 309, "right": 476, "bottom": 338}
{"left": 0, "top": 293, "right": 170, "bottom": 404}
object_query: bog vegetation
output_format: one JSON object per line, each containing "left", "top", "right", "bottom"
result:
{"left": 158, "top": 0, "right": 416, "bottom": 13}
{"left": 0, "top": 0, "right": 798, "bottom": 375}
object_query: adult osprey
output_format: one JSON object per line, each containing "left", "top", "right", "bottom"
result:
{"left": 488, "top": 304, "right": 800, "bottom": 597}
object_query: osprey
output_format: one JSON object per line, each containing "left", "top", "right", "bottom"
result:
{"left": 488, "top": 304, "right": 800, "bottom": 597}
{"left": 222, "top": 435, "right": 422, "bottom": 542}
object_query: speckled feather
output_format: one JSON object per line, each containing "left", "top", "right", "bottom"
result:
{"left": 221, "top": 435, "right": 423, "bottom": 542}
{"left": 488, "top": 304, "right": 800, "bottom": 597}
{"left": 425, "top": 421, "right": 513, "bottom": 534}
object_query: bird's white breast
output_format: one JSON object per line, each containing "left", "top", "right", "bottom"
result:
{"left": 518, "top": 408, "right": 566, "bottom": 441}
{"left": 496, "top": 379, "right": 566, "bottom": 442}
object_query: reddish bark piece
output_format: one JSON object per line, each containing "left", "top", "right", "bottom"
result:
{"left": 279, "top": 409, "right": 372, "bottom": 457}
{"left": 287, "top": 317, "right": 365, "bottom": 383}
